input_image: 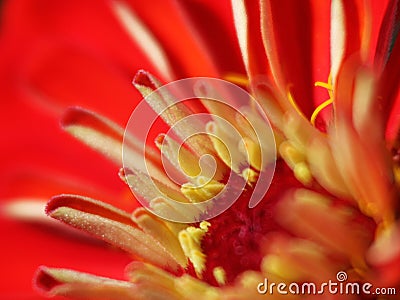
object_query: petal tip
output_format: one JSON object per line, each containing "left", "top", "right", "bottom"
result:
{"left": 45, "top": 194, "right": 68, "bottom": 216}
{"left": 33, "top": 266, "right": 61, "bottom": 296}
{"left": 60, "top": 106, "right": 86, "bottom": 129}
{"left": 132, "top": 70, "right": 157, "bottom": 89}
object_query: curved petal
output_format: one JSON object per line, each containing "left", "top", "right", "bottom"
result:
{"left": 232, "top": 0, "right": 270, "bottom": 81}
{"left": 260, "top": 0, "right": 314, "bottom": 117}
{"left": 34, "top": 267, "right": 138, "bottom": 300}
{"left": 174, "top": 0, "right": 244, "bottom": 75}
{"left": 374, "top": 0, "right": 400, "bottom": 72}
{"left": 47, "top": 194, "right": 183, "bottom": 273}
{"left": 121, "top": 0, "right": 221, "bottom": 78}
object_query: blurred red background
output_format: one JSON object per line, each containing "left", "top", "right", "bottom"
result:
{"left": 0, "top": 0, "right": 241, "bottom": 297}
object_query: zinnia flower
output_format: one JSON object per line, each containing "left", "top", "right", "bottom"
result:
{"left": 2, "top": 0, "right": 400, "bottom": 299}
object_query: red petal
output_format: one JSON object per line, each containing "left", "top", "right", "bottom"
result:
{"left": 374, "top": 0, "right": 400, "bottom": 72}
{"left": 174, "top": 0, "right": 244, "bottom": 75}
{"left": 120, "top": 0, "right": 221, "bottom": 78}
{"left": 260, "top": 0, "right": 314, "bottom": 117}
{"left": 46, "top": 195, "right": 135, "bottom": 227}
{"left": 377, "top": 1, "right": 400, "bottom": 138}
{"left": 34, "top": 267, "right": 138, "bottom": 299}
{"left": 232, "top": 0, "right": 271, "bottom": 80}
{"left": 47, "top": 194, "right": 182, "bottom": 272}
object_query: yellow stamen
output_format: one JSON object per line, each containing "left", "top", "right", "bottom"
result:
{"left": 278, "top": 141, "right": 313, "bottom": 185}
{"left": 312, "top": 74, "right": 334, "bottom": 126}
{"left": 206, "top": 125, "right": 236, "bottom": 172}
{"left": 310, "top": 98, "right": 333, "bottom": 126}
{"left": 133, "top": 208, "right": 187, "bottom": 266}
{"left": 212, "top": 267, "right": 227, "bottom": 286}
{"left": 181, "top": 178, "right": 224, "bottom": 203}
{"left": 315, "top": 73, "right": 333, "bottom": 97}
{"left": 178, "top": 221, "right": 210, "bottom": 278}
{"left": 223, "top": 73, "right": 249, "bottom": 87}
{"left": 242, "top": 137, "right": 262, "bottom": 171}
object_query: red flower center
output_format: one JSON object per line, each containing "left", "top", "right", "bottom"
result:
{"left": 187, "top": 160, "right": 303, "bottom": 286}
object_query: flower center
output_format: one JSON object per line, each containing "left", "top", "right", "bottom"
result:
{"left": 185, "top": 160, "right": 303, "bottom": 286}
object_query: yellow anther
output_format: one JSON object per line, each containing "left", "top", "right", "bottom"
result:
{"left": 187, "top": 228, "right": 206, "bottom": 244}
{"left": 293, "top": 162, "right": 313, "bottom": 186}
{"left": 242, "top": 168, "right": 258, "bottom": 184}
{"left": 208, "top": 133, "right": 233, "bottom": 172}
{"left": 242, "top": 137, "right": 262, "bottom": 170}
{"left": 213, "top": 267, "right": 227, "bottom": 286}
{"left": 278, "top": 141, "right": 306, "bottom": 169}
{"left": 279, "top": 141, "right": 313, "bottom": 185}
{"left": 187, "top": 221, "right": 210, "bottom": 243}
{"left": 199, "top": 221, "right": 211, "bottom": 231}
{"left": 223, "top": 73, "right": 249, "bottom": 87}
{"left": 178, "top": 222, "right": 211, "bottom": 279}
{"left": 190, "top": 250, "right": 207, "bottom": 278}
{"left": 181, "top": 184, "right": 208, "bottom": 203}
{"left": 181, "top": 178, "right": 224, "bottom": 203}
{"left": 196, "top": 178, "right": 225, "bottom": 197}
